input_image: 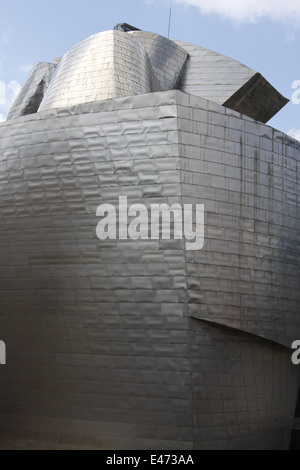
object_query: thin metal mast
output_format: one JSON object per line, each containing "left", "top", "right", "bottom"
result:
{"left": 168, "top": 0, "right": 173, "bottom": 39}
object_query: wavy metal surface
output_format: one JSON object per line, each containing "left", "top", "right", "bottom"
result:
{"left": 38, "top": 30, "right": 159, "bottom": 112}
{"left": 129, "top": 31, "right": 188, "bottom": 91}
{"left": 174, "top": 39, "right": 288, "bottom": 123}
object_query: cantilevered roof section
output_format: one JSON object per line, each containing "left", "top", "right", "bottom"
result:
{"left": 174, "top": 40, "right": 289, "bottom": 124}
{"left": 222, "top": 72, "right": 289, "bottom": 124}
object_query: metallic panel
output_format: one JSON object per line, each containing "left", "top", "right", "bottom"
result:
{"left": 174, "top": 39, "right": 288, "bottom": 122}
{"left": 7, "top": 30, "right": 288, "bottom": 124}
{"left": 7, "top": 62, "right": 56, "bottom": 120}
{"left": 38, "top": 30, "right": 159, "bottom": 112}
{"left": 176, "top": 92, "right": 300, "bottom": 348}
{"left": 173, "top": 39, "right": 255, "bottom": 104}
{"left": 129, "top": 31, "right": 188, "bottom": 91}
{"left": 223, "top": 72, "right": 289, "bottom": 124}
{"left": 0, "top": 91, "right": 299, "bottom": 449}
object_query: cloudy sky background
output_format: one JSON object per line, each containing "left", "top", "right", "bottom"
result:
{"left": 0, "top": 0, "right": 299, "bottom": 138}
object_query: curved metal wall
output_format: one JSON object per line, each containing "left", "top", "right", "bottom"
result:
{"left": 129, "top": 31, "right": 188, "bottom": 91}
{"left": 38, "top": 31, "right": 157, "bottom": 112}
{"left": 8, "top": 31, "right": 287, "bottom": 124}
{"left": 0, "top": 91, "right": 299, "bottom": 449}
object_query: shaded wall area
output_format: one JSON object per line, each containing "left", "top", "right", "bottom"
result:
{"left": 191, "top": 319, "right": 299, "bottom": 450}
{"left": 290, "top": 389, "right": 300, "bottom": 450}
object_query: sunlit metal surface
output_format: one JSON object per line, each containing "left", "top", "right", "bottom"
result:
{"left": 8, "top": 29, "right": 288, "bottom": 123}
{"left": 129, "top": 31, "right": 188, "bottom": 91}
{"left": 38, "top": 30, "right": 159, "bottom": 112}
{"left": 38, "top": 30, "right": 189, "bottom": 113}
{"left": 174, "top": 39, "right": 288, "bottom": 123}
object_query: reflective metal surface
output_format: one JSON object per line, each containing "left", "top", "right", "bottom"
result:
{"left": 0, "top": 90, "right": 299, "bottom": 449}
{"left": 130, "top": 31, "right": 188, "bottom": 91}
{"left": 7, "top": 62, "right": 56, "bottom": 120}
{"left": 8, "top": 29, "right": 288, "bottom": 123}
{"left": 0, "top": 26, "right": 298, "bottom": 450}
{"left": 38, "top": 30, "right": 159, "bottom": 112}
{"left": 38, "top": 30, "right": 188, "bottom": 113}
{"left": 174, "top": 39, "right": 288, "bottom": 123}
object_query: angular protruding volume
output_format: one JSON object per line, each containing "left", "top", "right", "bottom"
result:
{"left": 7, "top": 62, "right": 56, "bottom": 120}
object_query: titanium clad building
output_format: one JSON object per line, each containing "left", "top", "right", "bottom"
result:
{"left": 0, "top": 25, "right": 299, "bottom": 450}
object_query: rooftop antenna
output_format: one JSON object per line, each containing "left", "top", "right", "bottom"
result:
{"left": 168, "top": 0, "right": 173, "bottom": 39}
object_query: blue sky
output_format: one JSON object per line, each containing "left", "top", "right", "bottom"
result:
{"left": 0, "top": 0, "right": 299, "bottom": 139}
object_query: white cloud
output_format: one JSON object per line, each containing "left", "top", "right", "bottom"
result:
{"left": 288, "top": 129, "right": 300, "bottom": 141}
{"left": 174, "top": 0, "right": 300, "bottom": 23}
{"left": 0, "top": 80, "right": 21, "bottom": 122}
{"left": 8, "top": 80, "right": 21, "bottom": 98}
{"left": 20, "top": 64, "right": 33, "bottom": 74}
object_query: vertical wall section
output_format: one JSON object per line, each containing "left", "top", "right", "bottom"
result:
{"left": 0, "top": 90, "right": 299, "bottom": 449}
